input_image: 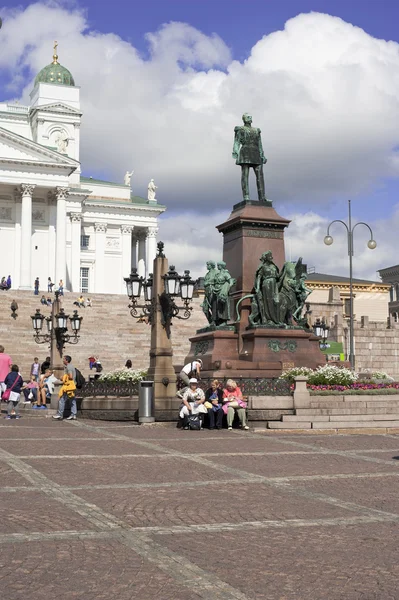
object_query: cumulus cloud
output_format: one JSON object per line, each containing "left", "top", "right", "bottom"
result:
{"left": 1, "top": 4, "right": 399, "bottom": 277}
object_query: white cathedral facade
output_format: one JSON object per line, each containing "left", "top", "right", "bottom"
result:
{"left": 0, "top": 47, "right": 164, "bottom": 294}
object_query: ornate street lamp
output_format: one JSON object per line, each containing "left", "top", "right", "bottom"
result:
{"left": 324, "top": 199, "right": 376, "bottom": 369}
{"left": 125, "top": 242, "right": 197, "bottom": 336}
{"left": 163, "top": 265, "right": 180, "bottom": 297}
{"left": 313, "top": 318, "right": 329, "bottom": 349}
{"left": 31, "top": 291, "right": 82, "bottom": 350}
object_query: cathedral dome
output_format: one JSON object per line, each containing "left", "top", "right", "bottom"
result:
{"left": 34, "top": 42, "right": 75, "bottom": 87}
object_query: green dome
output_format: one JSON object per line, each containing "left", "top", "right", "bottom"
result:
{"left": 35, "top": 61, "right": 75, "bottom": 87}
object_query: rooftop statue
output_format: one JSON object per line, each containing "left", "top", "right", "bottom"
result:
{"left": 232, "top": 113, "right": 267, "bottom": 202}
{"left": 148, "top": 179, "right": 158, "bottom": 201}
{"left": 248, "top": 254, "right": 311, "bottom": 328}
{"left": 124, "top": 170, "right": 134, "bottom": 187}
{"left": 201, "top": 261, "right": 236, "bottom": 327}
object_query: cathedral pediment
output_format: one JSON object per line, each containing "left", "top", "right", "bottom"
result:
{"left": 30, "top": 102, "right": 82, "bottom": 116}
{"left": 0, "top": 126, "right": 79, "bottom": 168}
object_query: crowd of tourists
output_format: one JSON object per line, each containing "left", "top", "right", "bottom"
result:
{"left": 178, "top": 359, "right": 249, "bottom": 430}
{"left": 0, "top": 346, "right": 83, "bottom": 421}
{"left": 34, "top": 277, "right": 64, "bottom": 295}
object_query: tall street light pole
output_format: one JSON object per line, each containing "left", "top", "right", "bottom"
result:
{"left": 324, "top": 199, "right": 377, "bottom": 370}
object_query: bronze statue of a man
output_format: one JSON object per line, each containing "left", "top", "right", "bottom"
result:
{"left": 232, "top": 113, "right": 267, "bottom": 202}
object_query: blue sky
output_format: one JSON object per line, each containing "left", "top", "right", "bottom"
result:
{"left": 1, "top": 1, "right": 399, "bottom": 277}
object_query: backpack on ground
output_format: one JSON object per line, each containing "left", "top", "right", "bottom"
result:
{"left": 75, "top": 368, "right": 85, "bottom": 390}
{"left": 187, "top": 414, "right": 201, "bottom": 430}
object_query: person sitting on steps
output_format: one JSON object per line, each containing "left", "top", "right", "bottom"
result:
{"left": 179, "top": 378, "right": 207, "bottom": 429}
{"left": 222, "top": 379, "right": 249, "bottom": 431}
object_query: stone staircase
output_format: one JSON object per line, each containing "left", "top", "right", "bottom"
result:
{"left": 268, "top": 394, "right": 399, "bottom": 431}
{"left": 0, "top": 290, "right": 208, "bottom": 379}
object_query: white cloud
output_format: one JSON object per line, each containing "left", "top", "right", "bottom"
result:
{"left": 1, "top": 5, "right": 399, "bottom": 277}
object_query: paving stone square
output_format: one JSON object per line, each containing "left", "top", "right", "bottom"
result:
{"left": 75, "top": 481, "right": 353, "bottom": 528}
{"left": 0, "top": 490, "right": 98, "bottom": 534}
{"left": 0, "top": 539, "right": 195, "bottom": 600}
{"left": 213, "top": 450, "right": 398, "bottom": 477}
{"left": 24, "top": 455, "right": 235, "bottom": 486}
{"left": 0, "top": 438, "right": 163, "bottom": 457}
{"left": 156, "top": 523, "right": 399, "bottom": 600}
{"left": 154, "top": 435, "right": 316, "bottom": 454}
{"left": 293, "top": 475, "right": 399, "bottom": 513}
{"left": 0, "top": 419, "right": 398, "bottom": 599}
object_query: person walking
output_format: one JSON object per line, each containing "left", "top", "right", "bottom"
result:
{"left": 52, "top": 355, "right": 77, "bottom": 421}
{"left": 34, "top": 277, "right": 39, "bottom": 295}
{"left": 0, "top": 345, "right": 12, "bottom": 400}
{"left": 47, "top": 277, "right": 54, "bottom": 292}
{"left": 3, "top": 365, "right": 23, "bottom": 419}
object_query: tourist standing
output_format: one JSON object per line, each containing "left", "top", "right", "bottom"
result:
{"left": 41, "top": 356, "right": 51, "bottom": 374}
{"left": 6, "top": 275, "right": 11, "bottom": 289}
{"left": 30, "top": 357, "right": 41, "bottom": 379}
{"left": 52, "top": 355, "right": 77, "bottom": 421}
{"left": 34, "top": 277, "right": 39, "bottom": 295}
{"left": 48, "top": 277, "right": 54, "bottom": 292}
{"left": 4, "top": 365, "right": 23, "bottom": 419}
{"left": 58, "top": 280, "right": 64, "bottom": 295}
{"left": 0, "top": 345, "right": 12, "bottom": 400}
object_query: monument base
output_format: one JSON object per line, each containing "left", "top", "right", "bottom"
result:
{"left": 185, "top": 326, "right": 325, "bottom": 379}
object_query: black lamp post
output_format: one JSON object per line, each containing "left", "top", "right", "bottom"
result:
{"left": 324, "top": 199, "right": 377, "bottom": 370}
{"left": 31, "top": 292, "right": 82, "bottom": 351}
{"left": 313, "top": 317, "right": 330, "bottom": 349}
{"left": 125, "top": 246, "right": 196, "bottom": 334}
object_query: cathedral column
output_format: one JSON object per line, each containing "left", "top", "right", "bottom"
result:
{"left": 19, "top": 183, "right": 35, "bottom": 289}
{"left": 70, "top": 213, "right": 82, "bottom": 293}
{"left": 13, "top": 193, "right": 22, "bottom": 290}
{"left": 121, "top": 225, "right": 134, "bottom": 283}
{"left": 146, "top": 227, "right": 158, "bottom": 276}
{"left": 55, "top": 187, "right": 69, "bottom": 287}
{"left": 137, "top": 231, "right": 147, "bottom": 278}
{"left": 94, "top": 223, "right": 107, "bottom": 293}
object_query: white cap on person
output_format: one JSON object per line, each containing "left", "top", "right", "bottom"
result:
{"left": 189, "top": 378, "right": 198, "bottom": 384}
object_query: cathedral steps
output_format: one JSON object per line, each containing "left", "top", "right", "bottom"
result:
{"left": 0, "top": 290, "right": 208, "bottom": 378}
{"left": 268, "top": 395, "right": 399, "bottom": 431}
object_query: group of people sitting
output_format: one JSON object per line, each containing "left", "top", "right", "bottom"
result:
{"left": 73, "top": 295, "right": 92, "bottom": 308}
{"left": 0, "top": 275, "right": 11, "bottom": 290}
{"left": 179, "top": 378, "right": 249, "bottom": 430}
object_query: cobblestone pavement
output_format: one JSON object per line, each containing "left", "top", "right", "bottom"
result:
{"left": 0, "top": 420, "right": 398, "bottom": 599}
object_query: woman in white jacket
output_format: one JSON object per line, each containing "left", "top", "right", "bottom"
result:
{"left": 179, "top": 378, "right": 207, "bottom": 429}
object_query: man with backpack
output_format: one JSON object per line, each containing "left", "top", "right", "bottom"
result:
{"left": 52, "top": 355, "right": 84, "bottom": 421}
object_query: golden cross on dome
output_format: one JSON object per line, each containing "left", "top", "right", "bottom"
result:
{"left": 52, "top": 40, "right": 59, "bottom": 64}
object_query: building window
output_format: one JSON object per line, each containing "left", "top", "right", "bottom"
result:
{"left": 80, "top": 267, "right": 89, "bottom": 293}
{"left": 344, "top": 298, "right": 351, "bottom": 317}
{"left": 81, "top": 235, "right": 90, "bottom": 249}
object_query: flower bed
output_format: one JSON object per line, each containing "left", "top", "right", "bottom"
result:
{"left": 99, "top": 368, "right": 147, "bottom": 383}
{"left": 281, "top": 365, "right": 398, "bottom": 395}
